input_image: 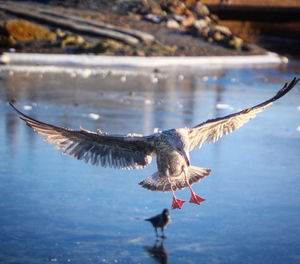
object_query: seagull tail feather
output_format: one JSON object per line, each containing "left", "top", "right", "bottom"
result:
{"left": 139, "top": 166, "right": 211, "bottom": 192}
{"left": 187, "top": 166, "right": 211, "bottom": 186}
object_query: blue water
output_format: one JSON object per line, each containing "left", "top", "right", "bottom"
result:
{"left": 1, "top": 62, "right": 300, "bottom": 263}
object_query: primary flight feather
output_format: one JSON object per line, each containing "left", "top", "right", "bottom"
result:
{"left": 10, "top": 77, "right": 299, "bottom": 209}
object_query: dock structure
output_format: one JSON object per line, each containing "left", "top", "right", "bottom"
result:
{"left": 202, "top": 0, "right": 300, "bottom": 21}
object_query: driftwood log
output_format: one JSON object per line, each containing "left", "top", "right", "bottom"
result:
{"left": 0, "top": 3, "right": 154, "bottom": 45}
{"left": 39, "top": 9, "right": 155, "bottom": 43}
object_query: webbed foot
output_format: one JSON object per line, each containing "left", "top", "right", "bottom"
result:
{"left": 172, "top": 197, "right": 185, "bottom": 209}
{"left": 189, "top": 193, "right": 205, "bottom": 205}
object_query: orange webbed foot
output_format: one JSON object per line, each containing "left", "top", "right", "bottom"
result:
{"left": 172, "top": 197, "right": 185, "bottom": 209}
{"left": 189, "top": 193, "right": 205, "bottom": 205}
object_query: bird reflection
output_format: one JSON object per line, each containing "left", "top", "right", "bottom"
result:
{"left": 144, "top": 240, "right": 169, "bottom": 264}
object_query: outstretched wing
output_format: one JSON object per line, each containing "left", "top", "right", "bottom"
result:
{"left": 10, "top": 103, "right": 155, "bottom": 170}
{"left": 188, "top": 77, "right": 299, "bottom": 151}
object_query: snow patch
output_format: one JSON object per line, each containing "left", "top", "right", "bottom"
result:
{"left": 88, "top": 113, "right": 100, "bottom": 120}
{"left": 216, "top": 103, "right": 233, "bottom": 110}
{"left": 23, "top": 105, "right": 32, "bottom": 110}
{"left": 1, "top": 52, "right": 287, "bottom": 68}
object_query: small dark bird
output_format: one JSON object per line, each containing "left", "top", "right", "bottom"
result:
{"left": 145, "top": 209, "right": 171, "bottom": 238}
{"left": 9, "top": 78, "right": 299, "bottom": 210}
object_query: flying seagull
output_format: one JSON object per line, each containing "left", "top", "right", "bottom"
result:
{"left": 145, "top": 209, "right": 171, "bottom": 238}
{"left": 10, "top": 77, "right": 299, "bottom": 209}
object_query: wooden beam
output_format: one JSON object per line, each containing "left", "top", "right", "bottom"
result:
{"left": 0, "top": 4, "right": 141, "bottom": 45}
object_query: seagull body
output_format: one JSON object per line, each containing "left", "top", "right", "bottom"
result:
{"left": 145, "top": 209, "right": 171, "bottom": 237}
{"left": 10, "top": 78, "right": 299, "bottom": 209}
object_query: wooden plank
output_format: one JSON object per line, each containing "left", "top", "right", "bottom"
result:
{"left": 38, "top": 10, "right": 154, "bottom": 43}
{"left": 0, "top": 4, "right": 140, "bottom": 45}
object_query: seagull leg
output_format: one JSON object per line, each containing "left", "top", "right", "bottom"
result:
{"left": 167, "top": 171, "right": 185, "bottom": 209}
{"left": 184, "top": 169, "right": 205, "bottom": 205}
{"left": 161, "top": 228, "right": 167, "bottom": 239}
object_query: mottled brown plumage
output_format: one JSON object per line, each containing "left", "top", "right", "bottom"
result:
{"left": 10, "top": 77, "right": 299, "bottom": 209}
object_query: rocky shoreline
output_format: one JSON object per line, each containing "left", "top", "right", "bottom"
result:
{"left": 0, "top": 0, "right": 267, "bottom": 57}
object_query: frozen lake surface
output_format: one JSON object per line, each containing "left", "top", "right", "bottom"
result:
{"left": 1, "top": 62, "right": 300, "bottom": 263}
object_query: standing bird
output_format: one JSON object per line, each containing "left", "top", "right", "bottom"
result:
{"left": 145, "top": 209, "right": 171, "bottom": 238}
{"left": 9, "top": 78, "right": 299, "bottom": 209}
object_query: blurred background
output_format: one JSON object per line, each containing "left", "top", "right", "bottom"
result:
{"left": 1, "top": 1, "right": 300, "bottom": 264}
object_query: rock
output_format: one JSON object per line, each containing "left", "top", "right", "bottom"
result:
{"left": 77, "top": 41, "right": 92, "bottom": 51}
{"left": 193, "top": 19, "right": 208, "bottom": 31}
{"left": 201, "top": 26, "right": 211, "bottom": 38}
{"left": 193, "top": 2, "right": 210, "bottom": 17}
{"left": 205, "top": 16, "right": 212, "bottom": 24}
{"left": 213, "top": 25, "right": 232, "bottom": 36}
{"left": 166, "top": 19, "right": 180, "bottom": 29}
{"left": 55, "top": 28, "right": 66, "bottom": 38}
{"left": 172, "top": 14, "right": 186, "bottom": 23}
{"left": 102, "top": 39, "right": 124, "bottom": 52}
{"left": 143, "top": 14, "right": 164, "bottom": 24}
{"left": 135, "top": 49, "right": 145, "bottom": 56}
{"left": 213, "top": 31, "right": 224, "bottom": 42}
{"left": 210, "top": 14, "right": 219, "bottom": 23}
{"left": 0, "top": 25, "right": 15, "bottom": 47}
{"left": 126, "top": 0, "right": 164, "bottom": 15}
{"left": 60, "top": 35, "right": 85, "bottom": 48}
{"left": 168, "top": 1, "right": 187, "bottom": 15}
{"left": 6, "top": 19, "right": 56, "bottom": 42}
{"left": 147, "top": 1, "right": 165, "bottom": 15}
{"left": 181, "top": 15, "right": 195, "bottom": 28}
{"left": 228, "top": 36, "right": 244, "bottom": 50}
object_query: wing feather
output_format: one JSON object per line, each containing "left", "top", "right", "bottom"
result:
{"left": 10, "top": 103, "right": 155, "bottom": 170}
{"left": 188, "top": 77, "right": 299, "bottom": 150}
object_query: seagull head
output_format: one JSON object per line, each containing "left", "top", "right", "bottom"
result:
{"left": 173, "top": 141, "right": 190, "bottom": 167}
{"left": 165, "top": 128, "right": 190, "bottom": 166}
